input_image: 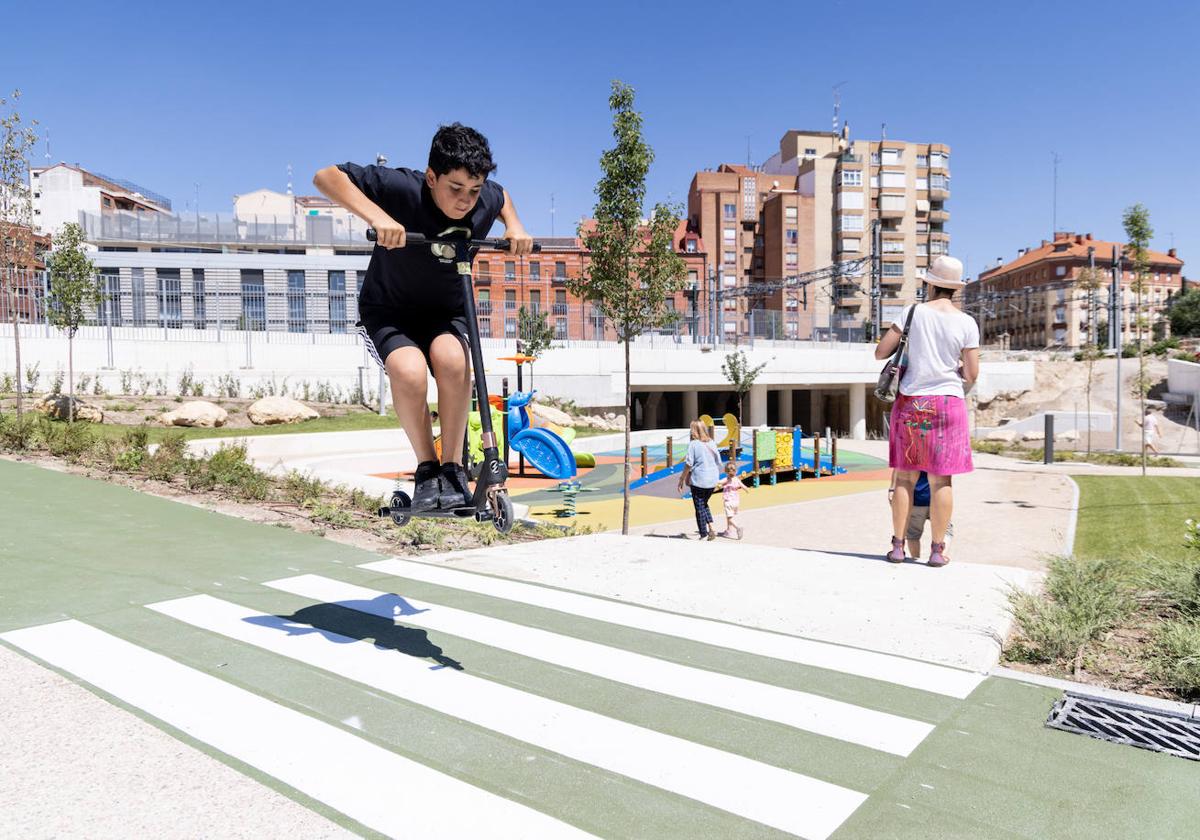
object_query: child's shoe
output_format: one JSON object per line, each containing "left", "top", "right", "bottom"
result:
{"left": 411, "top": 461, "right": 442, "bottom": 512}
{"left": 438, "top": 462, "right": 473, "bottom": 510}
{"left": 886, "top": 537, "right": 905, "bottom": 563}
{"left": 736, "top": 526, "right": 744, "bottom": 540}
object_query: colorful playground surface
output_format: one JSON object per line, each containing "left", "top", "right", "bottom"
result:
{"left": 371, "top": 435, "right": 889, "bottom": 533}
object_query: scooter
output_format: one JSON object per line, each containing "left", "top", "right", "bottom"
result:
{"left": 365, "top": 228, "right": 541, "bottom": 534}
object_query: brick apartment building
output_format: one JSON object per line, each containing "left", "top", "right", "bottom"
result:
{"left": 688, "top": 126, "right": 951, "bottom": 341}
{"left": 966, "top": 231, "right": 1185, "bottom": 349}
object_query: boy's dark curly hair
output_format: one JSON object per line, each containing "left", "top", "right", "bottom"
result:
{"left": 428, "top": 123, "right": 497, "bottom": 179}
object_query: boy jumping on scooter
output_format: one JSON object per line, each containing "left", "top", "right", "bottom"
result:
{"left": 313, "top": 124, "right": 533, "bottom": 511}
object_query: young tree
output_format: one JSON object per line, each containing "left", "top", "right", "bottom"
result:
{"left": 516, "top": 304, "right": 554, "bottom": 389}
{"left": 568, "top": 81, "right": 688, "bottom": 534}
{"left": 1074, "top": 265, "right": 1107, "bottom": 454}
{"left": 721, "top": 349, "right": 768, "bottom": 425}
{"left": 1123, "top": 203, "right": 1153, "bottom": 475}
{"left": 46, "top": 222, "right": 100, "bottom": 422}
{"left": 0, "top": 90, "right": 38, "bottom": 420}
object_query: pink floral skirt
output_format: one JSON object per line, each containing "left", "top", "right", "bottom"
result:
{"left": 888, "top": 393, "right": 973, "bottom": 475}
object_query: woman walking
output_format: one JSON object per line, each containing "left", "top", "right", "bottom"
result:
{"left": 875, "top": 256, "right": 979, "bottom": 567}
{"left": 678, "top": 419, "right": 723, "bottom": 541}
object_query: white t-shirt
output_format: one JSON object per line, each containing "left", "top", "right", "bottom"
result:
{"left": 1144, "top": 414, "right": 1160, "bottom": 438}
{"left": 895, "top": 303, "right": 980, "bottom": 399}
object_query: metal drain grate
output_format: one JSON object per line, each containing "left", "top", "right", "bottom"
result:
{"left": 1046, "top": 691, "right": 1200, "bottom": 761}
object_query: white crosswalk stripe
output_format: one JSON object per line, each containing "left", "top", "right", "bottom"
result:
{"left": 361, "top": 556, "right": 983, "bottom": 698}
{"left": 0, "top": 620, "right": 596, "bottom": 840}
{"left": 149, "top": 593, "right": 869, "bottom": 840}
{"left": 264, "top": 573, "right": 934, "bottom": 756}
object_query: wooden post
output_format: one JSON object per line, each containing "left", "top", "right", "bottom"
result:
{"left": 641, "top": 445, "right": 648, "bottom": 478}
{"left": 813, "top": 435, "right": 821, "bottom": 479}
{"left": 666, "top": 436, "right": 673, "bottom": 469}
{"left": 752, "top": 434, "right": 760, "bottom": 487}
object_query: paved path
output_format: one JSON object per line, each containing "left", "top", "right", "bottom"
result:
{"left": 632, "top": 441, "right": 1077, "bottom": 570}
{"left": 2, "top": 458, "right": 1197, "bottom": 839}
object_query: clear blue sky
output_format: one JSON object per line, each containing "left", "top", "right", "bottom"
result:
{"left": 6, "top": 0, "right": 1197, "bottom": 277}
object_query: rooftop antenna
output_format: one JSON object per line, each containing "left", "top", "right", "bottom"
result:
{"left": 1051, "top": 150, "right": 1061, "bottom": 236}
{"left": 880, "top": 122, "right": 887, "bottom": 141}
{"left": 286, "top": 163, "right": 293, "bottom": 196}
{"left": 43, "top": 130, "right": 51, "bottom": 164}
{"left": 745, "top": 134, "right": 752, "bottom": 168}
{"left": 375, "top": 152, "right": 388, "bottom": 166}
{"left": 550, "top": 192, "right": 556, "bottom": 238}
{"left": 832, "top": 81, "right": 848, "bottom": 132}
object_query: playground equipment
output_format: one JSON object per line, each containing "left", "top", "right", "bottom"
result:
{"left": 547, "top": 480, "right": 595, "bottom": 517}
{"left": 629, "top": 423, "right": 845, "bottom": 490}
{"left": 505, "top": 390, "right": 577, "bottom": 480}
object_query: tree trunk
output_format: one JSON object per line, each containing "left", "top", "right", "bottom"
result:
{"left": 68, "top": 334, "right": 75, "bottom": 424}
{"left": 11, "top": 282, "right": 24, "bottom": 421}
{"left": 1085, "top": 370, "right": 1092, "bottom": 455}
{"left": 1139, "top": 287, "right": 1146, "bottom": 476}
{"left": 621, "top": 337, "right": 631, "bottom": 535}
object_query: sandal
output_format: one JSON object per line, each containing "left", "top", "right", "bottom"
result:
{"left": 928, "top": 542, "right": 950, "bottom": 567}
{"left": 886, "top": 537, "right": 905, "bottom": 563}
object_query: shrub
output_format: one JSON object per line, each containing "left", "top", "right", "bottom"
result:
{"left": 49, "top": 367, "right": 65, "bottom": 396}
{"left": 0, "top": 412, "right": 38, "bottom": 451}
{"left": 40, "top": 417, "right": 95, "bottom": 462}
{"left": 283, "top": 470, "right": 327, "bottom": 506}
{"left": 971, "top": 439, "right": 1006, "bottom": 455}
{"left": 306, "top": 501, "right": 356, "bottom": 528}
{"left": 146, "top": 433, "right": 188, "bottom": 481}
{"left": 24, "top": 362, "right": 41, "bottom": 393}
{"left": 1151, "top": 618, "right": 1200, "bottom": 698}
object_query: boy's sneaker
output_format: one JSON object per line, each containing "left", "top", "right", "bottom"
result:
{"left": 438, "top": 462, "right": 473, "bottom": 510}
{"left": 411, "top": 461, "right": 441, "bottom": 512}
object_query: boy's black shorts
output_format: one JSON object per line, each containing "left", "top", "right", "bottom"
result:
{"left": 357, "top": 305, "right": 468, "bottom": 372}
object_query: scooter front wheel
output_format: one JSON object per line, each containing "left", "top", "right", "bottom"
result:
{"left": 389, "top": 490, "right": 412, "bottom": 527}
{"left": 491, "top": 492, "right": 514, "bottom": 534}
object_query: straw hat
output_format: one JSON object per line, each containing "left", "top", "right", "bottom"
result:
{"left": 925, "top": 255, "right": 965, "bottom": 289}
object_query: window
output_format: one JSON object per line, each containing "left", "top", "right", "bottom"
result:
{"left": 839, "top": 215, "right": 863, "bottom": 232}
{"left": 882, "top": 263, "right": 904, "bottom": 277}
{"left": 840, "top": 238, "right": 861, "bottom": 252}
{"left": 241, "top": 270, "right": 266, "bottom": 331}
{"left": 786, "top": 229, "right": 798, "bottom": 244}
{"left": 555, "top": 318, "right": 567, "bottom": 339}
{"left": 504, "top": 261, "right": 516, "bottom": 282}
{"left": 131, "top": 267, "right": 146, "bottom": 327}
{"left": 930, "top": 174, "right": 950, "bottom": 190}
{"left": 881, "top": 148, "right": 902, "bottom": 164}
{"left": 930, "top": 239, "right": 949, "bottom": 255}
{"left": 723, "top": 203, "right": 736, "bottom": 220}
{"left": 880, "top": 171, "right": 905, "bottom": 189}
{"left": 723, "top": 228, "right": 736, "bottom": 243}
{"left": 880, "top": 193, "right": 906, "bottom": 212}
{"left": 554, "top": 261, "right": 567, "bottom": 279}
{"left": 804, "top": 147, "right": 817, "bottom": 156}
{"left": 287, "top": 270, "right": 307, "bottom": 332}
{"left": 99, "top": 268, "right": 122, "bottom": 326}
{"left": 785, "top": 252, "right": 798, "bottom": 266}
{"left": 838, "top": 191, "right": 864, "bottom": 210}
{"left": 685, "top": 239, "right": 697, "bottom": 253}
{"left": 840, "top": 170, "right": 862, "bottom": 187}
{"left": 505, "top": 317, "right": 517, "bottom": 338}
{"left": 915, "top": 177, "right": 928, "bottom": 191}
{"left": 784, "top": 206, "right": 798, "bottom": 222}
{"left": 929, "top": 152, "right": 949, "bottom": 168}
{"left": 477, "top": 260, "right": 490, "bottom": 280}
{"left": 477, "top": 288, "right": 491, "bottom": 315}
{"left": 327, "top": 270, "right": 346, "bottom": 332}
{"left": 916, "top": 242, "right": 928, "bottom": 256}
{"left": 869, "top": 175, "right": 879, "bottom": 189}
{"left": 916, "top": 154, "right": 928, "bottom": 167}
{"left": 724, "top": 250, "right": 735, "bottom": 263}
{"left": 882, "top": 240, "right": 905, "bottom": 253}
{"left": 529, "top": 261, "right": 540, "bottom": 282}
{"left": 156, "top": 269, "right": 182, "bottom": 328}
{"left": 687, "top": 269, "right": 698, "bottom": 286}
{"left": 870, "top": 152, "right": 880, "bottom": 165}
{"left": 529, "top": 289, "right": 541, "bottom": 313}
{"left": 554, "top": 288, "right": 567, "bottom": 313}
{"left": 504, "top": 288, "right": 517, "bottom": 310}
{"left": 191, "top": 269, "right": 205, "bottom": 329}
{"left": 916, "top": 221, "right": 930, "bottom": 234}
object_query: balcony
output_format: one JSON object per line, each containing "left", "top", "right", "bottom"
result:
{"left": 552, "top": 273, "right": 569, "bottom": 285}
{"left": 929, "top": 208, "right": 950, "bottom": 223}
{"left": 841, "top": 153, "right": 863, "bottom": 164}
{"left": 878, "top": 206, "right": 905, "bottom": 219}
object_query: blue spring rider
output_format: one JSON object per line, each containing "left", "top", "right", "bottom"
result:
{"left": 506, "top": 390, "right": 577, "bottom": 480}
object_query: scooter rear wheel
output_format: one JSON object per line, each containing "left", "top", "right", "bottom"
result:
{"left": 491, "top": 492, "right": 514, "bottom": 534}
{"left": 389, "top": 490, "right": 412, "bottom": 527}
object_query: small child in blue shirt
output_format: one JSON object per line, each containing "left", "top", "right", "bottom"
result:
{"left": 890, "top": 470, "right": 954, "bottom": 560}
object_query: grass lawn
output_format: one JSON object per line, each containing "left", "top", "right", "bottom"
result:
{"left": 84, "top": 411, "right": 402, "bottom": 444}
{"left": 1073, "top": 475, "right": 1200, "bottom": 563}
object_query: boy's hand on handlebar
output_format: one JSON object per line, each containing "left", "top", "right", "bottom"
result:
{"left": 503, "top": 221, "right": 534, "bottom": 255}
{"left": 371, "top": 217, "right": 407, "bottom": 249}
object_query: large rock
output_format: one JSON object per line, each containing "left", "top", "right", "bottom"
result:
{"left": 160, "top": 400, "right": 228, "bottom": 428}
{"left": 529, "top": 401, "right": 573, "bottom": 427}
{"left": 1020, "top": 429, "right": 1045, "bottom": 442}
{"left": 32, "top": 395, "right": 104, "bottom": 423}
{"left": 248, "top": 396, "right": 319, "bottom": 425}
{"left": 984, "top": 429, "right": 1016, "bottom": 443}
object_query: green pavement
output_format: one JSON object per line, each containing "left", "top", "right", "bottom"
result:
{"left": 1, "top": 458, "right": 1196, "bottom": 839}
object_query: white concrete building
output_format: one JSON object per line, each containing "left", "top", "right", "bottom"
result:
{"left": 31, "top": 163, "right": 172, "bottom": 236}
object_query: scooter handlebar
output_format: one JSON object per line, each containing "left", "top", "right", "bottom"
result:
{"left": 366, "top": 228, "right": 540, "bottom": 252}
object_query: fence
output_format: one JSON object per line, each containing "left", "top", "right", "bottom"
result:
{"left": 1, "top": 268, "right": 875, "bottom": 354}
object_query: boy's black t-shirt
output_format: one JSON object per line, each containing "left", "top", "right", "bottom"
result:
{"left": 337, "top": 163, "right": 505, "bottom": 315}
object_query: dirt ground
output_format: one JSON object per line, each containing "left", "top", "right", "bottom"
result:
{"left": 975, "top": 355, "right": 1200, "bottom": 453}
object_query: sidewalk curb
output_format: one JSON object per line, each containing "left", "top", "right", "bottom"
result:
{"left": 1062, "top": 475, "right": 1080, "bottom": 557}
{"left": 990, "top": 665, "right": 1199, "bottom": 719}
